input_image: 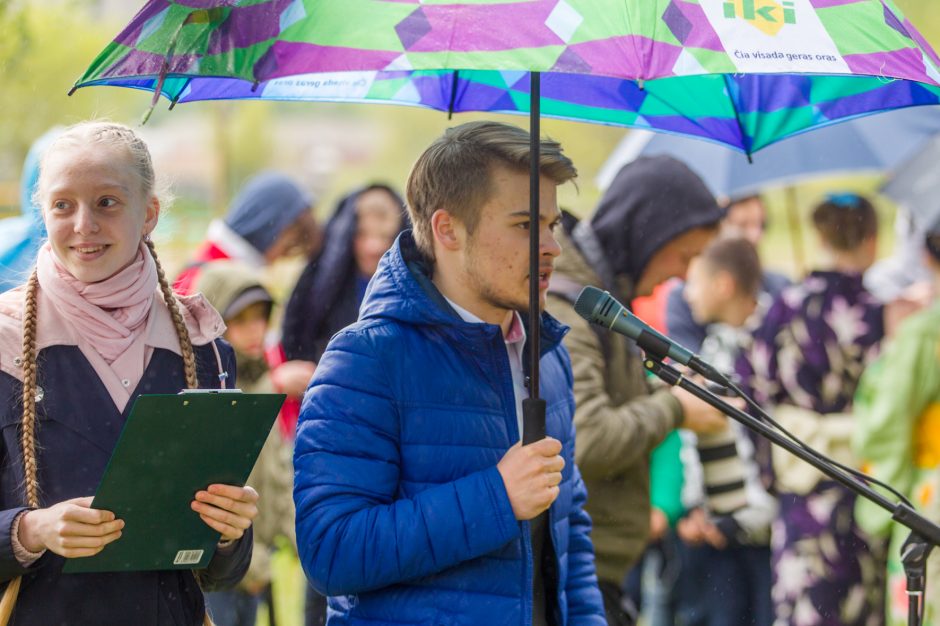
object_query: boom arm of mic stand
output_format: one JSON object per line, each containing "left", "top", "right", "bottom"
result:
{"left": 642, "top": 356, "right": 940, "bottom": 626}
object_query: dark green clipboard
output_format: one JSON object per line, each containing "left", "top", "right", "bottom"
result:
{"left": 63, "top": 391, "right": 285, "bottom": 574}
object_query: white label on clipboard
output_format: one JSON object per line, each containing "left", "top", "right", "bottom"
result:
{"left": 173, "top": 549, "right": 204, "bottom": 565}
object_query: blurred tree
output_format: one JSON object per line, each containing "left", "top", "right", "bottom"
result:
{"left": 0, "top": 0, "right": 139, "bottom": 173}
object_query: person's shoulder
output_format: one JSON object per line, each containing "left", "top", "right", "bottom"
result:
{"left": 895, "top": 302, "right": 940, "bottom": 341}
{"left": 0, "top": 287, "right": 26, "bottom": 376}
{"left": 761, "top": 270, "right": 792, "bottom": 298}
{"left": 320, "top": 317, "right": 412, "bottom": 360}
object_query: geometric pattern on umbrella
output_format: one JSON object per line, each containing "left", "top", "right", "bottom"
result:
{"left": 73, "top": 0, "right": 940, "bottom": 153}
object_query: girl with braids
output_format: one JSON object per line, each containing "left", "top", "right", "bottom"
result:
{"left": 0, "top": 121, "right": 258, "bottom": 625}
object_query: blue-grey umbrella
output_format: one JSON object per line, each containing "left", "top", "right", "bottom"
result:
{"left": 599, "top": 106, "right": 940, "bottom": 199}
{"left": 882, "top": 134, "right": 940, "bottom": 233}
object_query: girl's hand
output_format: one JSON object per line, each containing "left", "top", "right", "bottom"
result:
{"left": 191, "top": 484, "right": 259, "bottom": 542}
{"left": 18, "top": 496, "right": 124, "bottom": 558}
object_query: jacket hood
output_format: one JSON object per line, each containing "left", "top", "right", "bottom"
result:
{"left": 0, "top": 128, "right": 60, "bottom": 293}
{"left": 301, "top": 184, "right": 406, "bottom": 320}
{"left": 360, "top": 231, "right": 568, "bottom": 352}
{"left": 590, "top": 156, "right": 724, "bottom": 285}
{"left": 192, "top": 261, "right": 272, "bottom": 321}
{"left": 224, "top": 171, "right": 313, "bottom": 254}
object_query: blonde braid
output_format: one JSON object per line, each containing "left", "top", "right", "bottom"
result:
{"left": 20, "top": 271, "right": 40, "bottom": 509}
{"left": 0, "top": 273, "right": 42, "bottom": 626}
{"left": 145, "top": 238, "right": 197, "bottom": 390}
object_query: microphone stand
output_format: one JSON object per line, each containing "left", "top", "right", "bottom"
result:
{"left": 642, "top": 356, "right": 940, "bottom": 626}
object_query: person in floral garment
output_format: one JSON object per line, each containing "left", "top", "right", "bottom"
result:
{"left": 854, "top": 223, "right": 940, "bottom": 626}
{"left": 737, "top": 194, "right": 887, "bottom": 626}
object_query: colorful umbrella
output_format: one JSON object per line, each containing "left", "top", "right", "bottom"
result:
{"left": 73, "top": 1, "right": 940, "bottom": 154}
{"left": 71, "top": 0, "right": 940, "bottom": 439}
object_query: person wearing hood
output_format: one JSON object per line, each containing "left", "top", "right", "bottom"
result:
{"left": 281, "top": 183, "right": 406, "bottom": 364}
{"left": 293, "top": 121, "right": 606, "bottom": 625}
{"left": 173, "top": 171, "right": 321, "bottom": 296}
{"left": 194, "top": 262, "right": 297, "bottom": 626}
{"left": 177, "top": 171, "right": 320, "bottom": 441}
{"left": 0, "top": 128, "right": 60, "bottom": 293}
{"left": 545, "top": 155, "right": 729, "bottom": 626}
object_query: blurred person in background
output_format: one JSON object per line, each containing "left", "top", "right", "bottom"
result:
{"left": 667, "top": 193, "right": 790, "bottom": 354}
{"left": 0, "top": 128, "right": 60, "bottom": 293}
{"left": 854, "top": 223, "right": 940, "bottom": 626}
{"left": 737, "top": 193, "right": 887, "bottom": 626}
{"left": 195, "top": 262, "right": 297, "bottom": 626}
{"left": 174, "top": 171, "right": 320, "bottom": 295}
{"left": 546, "top": 156, "right": 729, "bottom": 626}
{"left": 177, "top": 171, "right": 320, "bottom": 445}
{"left": 281, "top": 183, "right": 406, "bottom": 363}
{"left": 280, "top": 183, "right": 406, "bottom": 626}
{"left": 675, "top": 237, "right": 777, "bottom": 626}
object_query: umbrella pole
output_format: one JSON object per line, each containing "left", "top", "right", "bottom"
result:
{"left": 522, "top": 71, "right": 546, "bottom": 445}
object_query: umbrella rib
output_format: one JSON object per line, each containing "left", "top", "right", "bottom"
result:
{"left": 722, "top": 74, "right": 753, "bottom": 162}
{"left": 636, "top": 79, "right": 737, "bottom": 152}
{"left": 447, "top": 70, "right": 460, "bottom": 120}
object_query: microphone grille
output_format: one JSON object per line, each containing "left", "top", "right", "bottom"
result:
{"left": 574, "top": 286, "right": 607, "bottom": 322}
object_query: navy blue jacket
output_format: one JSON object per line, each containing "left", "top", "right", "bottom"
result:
{"left": 294, "top": 232, "right": 605, "bottom": 625}
{"left": 0, "top": 340, "right": 251, "bottom": 625}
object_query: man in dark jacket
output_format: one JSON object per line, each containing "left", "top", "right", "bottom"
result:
{"left": 294, "top": 121, "right": 606, "bottom": 625}
{"left": 546, "top": 156, "right": 729, "bottom": 625}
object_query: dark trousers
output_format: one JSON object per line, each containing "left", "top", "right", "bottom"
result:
{"left": 598, "top": 579, "right": 639, "bottom": 626}
{"left": 305, "top": 583, "right": 328, "bottom": 626}
{"left": 205, "top": 590, "right": 261, "bottom": 626}
{"left": 674, "top": 543, "right": 773, "bottom": 626}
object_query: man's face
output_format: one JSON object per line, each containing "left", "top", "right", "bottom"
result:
{"left": 722, "top": 197, "right": 766, "bottom": 245}
{"left": 459, "top": 166, "right": 562, "bottom": 315}
{"left": 634, "top": 226, "right": 717, "bottom": 297}
{"left": 684, "top": 257, "right": 724, "bottom": 325}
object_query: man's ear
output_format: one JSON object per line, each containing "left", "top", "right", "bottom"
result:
{"left": 430, "top": 209, "right": 465, "bottom": 252}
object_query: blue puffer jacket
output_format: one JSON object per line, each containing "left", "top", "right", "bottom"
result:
{"left": 294, "top": 232, "right": 605, "bottom": 625}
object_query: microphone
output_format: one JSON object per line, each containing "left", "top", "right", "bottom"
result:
{"left": 574, "top": 285, "right": 726, "bottom": 385}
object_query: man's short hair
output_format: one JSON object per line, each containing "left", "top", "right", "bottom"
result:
{"left": 406, "top": 121, "right": 577, "bottom": 260}
{"left": 700, "top": 237, "right": 762, "bottom": 298}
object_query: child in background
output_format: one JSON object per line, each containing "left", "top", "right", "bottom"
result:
{"left": 0, "top": 121, "right": 257, "bottom": 624}
{"left": 677, "top": 237, "right": 776, "bottom": 626}
{"left": 195, "top": 261, "right": 298, "bottom": 626}
{"left": 854, "top": 224, "right": 940, "bottom": 626}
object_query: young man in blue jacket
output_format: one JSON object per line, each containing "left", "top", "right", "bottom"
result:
{"left": 294, "top": 121, "right": 606, "bottom": 625}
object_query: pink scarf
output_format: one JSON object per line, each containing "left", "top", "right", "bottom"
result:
{"left": 36, "top": 241, "right": 158, "bottom": 364}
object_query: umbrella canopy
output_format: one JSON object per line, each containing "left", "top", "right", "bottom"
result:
{"left": 883, "top": 134, "right": 940, "bottom": 232}
{"left": 598, "top": 105, "right": 940, "bottom": 198}
{"left": 73, "top": 0, "right": 940, "bottom": 155}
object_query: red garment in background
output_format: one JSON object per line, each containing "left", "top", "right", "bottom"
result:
{"left": 266, "top": 343, "right": 301, "bottom": 440}
{"left": 630, "top": 279, "right": 677, "bottom": 334}
{"left": 172, "top": 242, "right": 231, "bottom": 296}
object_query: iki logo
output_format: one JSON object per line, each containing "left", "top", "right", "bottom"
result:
{"left": 723, "top": 0, "right": 796, "bottom": 36}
